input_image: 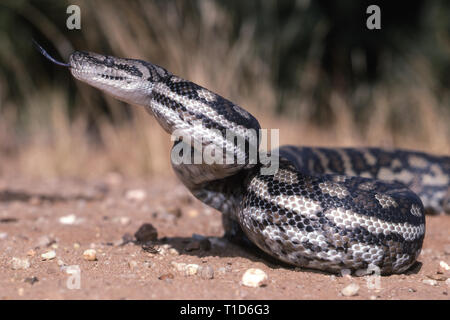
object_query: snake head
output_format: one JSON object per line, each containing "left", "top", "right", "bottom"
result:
{"left": 69, "top": 51, "right": 168, "bottom": 106}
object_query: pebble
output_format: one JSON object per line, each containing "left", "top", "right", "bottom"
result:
{"left": 427, "top": 274, "right": 448, "bottom": 281}
{"left": 439, "top": 261, "right": 450, "bottom": 271}
{"left": 35, "top": 235, "right": 52, "bottom": 248}
{"left": 422, "top": 279, "right": 438, "bottom": 286}
{"left": 218, "top": 265, "right": 232, "bottom": 275}
{"left": 341, "top": 283, "right": 360, "bottom": 296}
{"left": 0, "top": 232, "right": 7, "bottom": 240}
{"left": 241, "top": 268, "right": 268, "bottom": 287}
{"left": 217, "top": 267, "right": 227, "bottom": 275}
{"left": 59, "top": 214, "right": 77, "bottom": 225}
{"left": 126, "top": 189, "right": 147, "bottom": 201}
{"left": 171, "top": 261, "right": 187, "bottom": 272}
{"left": 184, "top": 264, "right": 200, "bottom": 276}
{"left": 27, "top": 249, "right": 36, "bottom": 257}
{"left": 168, "top": 248, "right": 179, "bottom": 255}
{"left": 158, "top": 273, "right": 174, "bottom": 281}
{"left": 83, "top": 249, "right": 97, "bottom": 261}
{"left": 200, "top": 265, "right": 214, "bottom": 279}
{"left": 41, "top": 250, "right": 56, "bottom": 261}
{"left": 446, "top": 279, "right": 450, "bottom": 287}
{"left": 142, "top": 244, "right": 159, "bottom": 254}
{"left": 57, "top": 259, "right": 66, "bottom": 267}
{"left": 134, "top": 223, "right": 158, "bottom": 242}
{"left": 24, "top": 276, "right": 39, "bottom": 285}
{"left": 73, "top": 243, "right": 80, "bottom": 249}
{"left": 128, "top": 260, "right": 138, "bottom": 269}
{"left": 11, "top": 257, "right": 30, "bottom": 270}
{"left": 118, "top": 217, "right": 131, "bottom": 226}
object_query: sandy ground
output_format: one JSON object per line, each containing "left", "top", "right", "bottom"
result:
{"left": 0, "top": 174, "right": 449, "bottom": 300}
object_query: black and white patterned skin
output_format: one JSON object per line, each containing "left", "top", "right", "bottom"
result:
{"left": 67, "top": 50, "right": 449, "bottom": 275}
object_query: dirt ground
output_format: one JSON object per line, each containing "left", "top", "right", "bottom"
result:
{"left": 0, "top": 174, "right": 449, "bottom": 300}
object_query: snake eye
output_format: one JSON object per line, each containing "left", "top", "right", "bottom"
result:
{"left": 104, "top": 56, "right": 114, "bottom": 67}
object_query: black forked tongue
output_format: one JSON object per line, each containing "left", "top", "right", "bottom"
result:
{"left": 32, "top": 39, "right": 71, "bottom": 68}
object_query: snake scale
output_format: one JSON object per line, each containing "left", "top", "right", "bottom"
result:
{"left": 37, "top": 44, "right": 450, "bottom": 275}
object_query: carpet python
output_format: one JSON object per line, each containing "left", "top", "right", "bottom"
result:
{"left": 36, "top": 43, "right": 450, "bottom": 275}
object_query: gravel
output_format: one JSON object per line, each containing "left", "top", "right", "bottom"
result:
{"left": 341, "top": 283, "right": 360, "bottom": 296}
{"left": 41, "top": 250, "right": 56, "bottom": 261}
{"left": 200, "top": 265, "right": 214, "bottom": 279}
{"left": 83, "top": 249, "right": 97, "bottom": 261}
{"left": 11, "top": 257, "right": 30, "bottom": 270}
{"left": 241, "top": 268, "right": 268, "bottom": 287}
{"left": 134, "top": 223, "right": 158, "bottom": 242}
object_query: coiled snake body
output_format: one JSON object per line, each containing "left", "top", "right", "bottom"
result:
{"left": 41, "top": 47, "right": 450, "bottom": 275}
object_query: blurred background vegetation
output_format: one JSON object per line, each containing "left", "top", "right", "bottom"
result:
{"left": 0, "top": 0, "right": 449, "bottom": 179}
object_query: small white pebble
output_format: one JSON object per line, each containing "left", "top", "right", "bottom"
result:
{"left": 41, "top": 250, "right": 56, "bottom": 261}
{"left": 11, "top": 257, "right": 30, "bottom": 270}
{"left": 0, "top": 232, "right": 8, "bottom": 240}
{"left": 83, "top": 249, "right": 97, "bottom": 261}
{"left": 241, "top": 268, "right": 268, "bottom": 287}
{"left": 125, "top": 189, "right": 147, "bottom": 201}
{"left": 73, "top": 243, "right": 80, "bottom": 249}
{"left": 341, "top": 283, "right": 360, "bottom": 296}
{"left": 171, "top": 261, "right": 187, "bottom": 272}
{"left": 439, "top": 261, "right": 450, "bottom": 271}
{"left": 128, "top": 260, "right": 138, "bottom": 269}
{"left": 119, "top": 217, "right": 131, "bottom": 225}
{"left": 184, "top": 264, "right": 200, "bottom": 276}
{"left": 59, "top": 214, "right": 77, "bottom": 225}
{"left": 168, "top": 248, "right": 179, "bottom": 255}
{"left": 57, "top": 259, "right": 66, "bottom": 266}
{"left": 422, "top": 279, "right": 437, "bottom": 286}
{"left": 200, "top": 265, "right": 214, "bottom": 279}
{"left": 445, "top": 278, "right": 450, "bottom": 287}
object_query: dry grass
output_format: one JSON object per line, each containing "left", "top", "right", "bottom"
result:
{"left": 0, "top": 0, "right": 448, "bottom": 179}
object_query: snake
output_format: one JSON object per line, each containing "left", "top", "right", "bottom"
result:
{"left": 36, "top": 42, "right": 450, "bottom": 275}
